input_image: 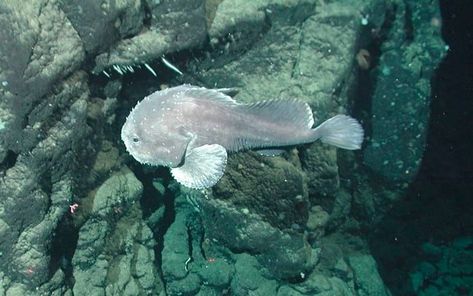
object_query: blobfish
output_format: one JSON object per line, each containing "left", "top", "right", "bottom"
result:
{"left": 121, "top": 84, "right": 364, "bottom": 189}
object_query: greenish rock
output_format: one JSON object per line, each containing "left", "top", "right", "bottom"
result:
{"left": 306, "top": 205, "right": 330, "bottom": 239}
{"left": 73, "top": 257, "right": 109, "bottom": 296}
{"left": 230, "top": 254, "right": 279, "bottom": 295}
{"left": 326, "top": 190, "right": 352, "bottom": 230}
{"left": 279, "top": 273, "right": 355, "bottom": 296}
{"left": 363, "top": 0, "right": 446, "bottom": 183}
{"left": 452, "top": 236, "right": 473, "bottom": 249}
{"left": 196, "top": 286, "right": 227, "bottom": 296}
{"left": 166, "top": 273, "right": 202, "bottom": 296}
{"left": 421, "top": 242, "right": 442, "bottom": 259}
{"left": 347, "top": 254, "right": 391, "bottom": 296}
{"left": 198, "top": 259, "right": 233, "bottom": 287}
{"left": 92, "top": 168, "right": 143, "bottom": 216}
{"left": 73, "top": 169, "right": 162, "bottom": 295}
{"left": 332, "top": 258, "right": 352, "bottom": 282}
{"left": 161, "top": 206, "right": 195, "bottom": 281}
{"left": 123, "top": 279, "right": 140, "bottom": 296}
{"left": 410, "top": 261, "right": 438, "bottom": 295}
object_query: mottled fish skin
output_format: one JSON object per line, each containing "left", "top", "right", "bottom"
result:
{"left": 121, "top": 84, "right": 364, "bottom": 189}
{"left": 122, "top": 85, "right": 312, "bottom": 165}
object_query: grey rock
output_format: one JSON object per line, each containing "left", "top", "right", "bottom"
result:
{"left": 198, "top": 194, "right": 316, "bottom": 279}
{"left": 0, "top": 0, "right": 447, "bottom": 294}
{"left": 198, "top": 258, "right": 233, "bottom": 288}
{"left": 208, "top": 0, "right": 314, "bottom": 42}
{"left": 92, "top": 0, "right": 207, "bottom": 73}
{"left": 0, "top": 9, "right": 88, "bottom": 290}
{"left": 213, "top": 152, "right": 308, "bottom": 230}
{"left": 60, "top": 0, "right": 145, "bottom": 54}
{"left": 72, "top": 169, "right": 162, "bottom": 295}
{"left": 0, "top": 73, "right": 89, "bottom": 288}
{"left": 0, "top": 0, "right": 85, "bottom": 154}
{"left": 301, "top": 145, "right": 339, "bottom": 198}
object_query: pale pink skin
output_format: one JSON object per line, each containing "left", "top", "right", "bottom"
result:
{"left": 121, "top": 85, "right": 317, "bottom": 168}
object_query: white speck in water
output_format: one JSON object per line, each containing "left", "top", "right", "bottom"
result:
{"left": 1, "top": 81, "right": 8, "bottom": 87}
{"left": 361, "top": 14, "right": 369, "bottom": 26}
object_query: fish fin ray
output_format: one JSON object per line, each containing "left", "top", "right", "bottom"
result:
{"left": 181, "top": 84, "right": 238, "bottom": 105}
{"left": 147, "top": 84, "right": 238, "bottom": 105}
{"left": 171, "top": 144, "right": 227, "bottom": 189}
{"left": 313, "top": 115, "right": 364, "bottom": 150}
{"left": 243, "top": 99, "right": 314, "bottom": 129}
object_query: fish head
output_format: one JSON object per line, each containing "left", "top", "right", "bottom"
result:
{"left": 121, "top": 102, "right": 189, "bottom": 168}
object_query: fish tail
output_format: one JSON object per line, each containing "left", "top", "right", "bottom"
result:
{"left": 311, "top": 115, "right": 364, "bottom": 150}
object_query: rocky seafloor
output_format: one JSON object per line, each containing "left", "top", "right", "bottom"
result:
{"left": 1, "top": 0, "right": 471, "bottom": 295}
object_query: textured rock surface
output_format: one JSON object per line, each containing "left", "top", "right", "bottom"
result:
{"left": 409, "top": 237, "right": 473, "bottom": 295}
{"left": 348, "top": 255, "right": 391, "bottom": 296}
{"left": 0, "top": 1, "right": 86, "bottom": 291}
{"left": 92, "top": 0, "right": 207, "bottom": 73}
{"left": 354, "top": 0, "right": 446, "bottom": 226}
{"left": 0, "top": 0, "right": 448, "bottom": 295}
{"left": 362, "top": 0, "right": 446, "bottom": 183}
{"left": 72, "top": 168, "right": 163, "bottom": 295}
{"left": 60, "top": 0, "right": 145, "bottom": 54}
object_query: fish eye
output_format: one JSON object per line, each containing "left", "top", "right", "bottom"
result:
{"left": 132, "top": 137, "right": 140, "bottom": 143}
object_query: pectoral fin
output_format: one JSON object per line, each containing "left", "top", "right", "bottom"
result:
{"left": 171, "top": 144, "right": 227, "bottom": 189}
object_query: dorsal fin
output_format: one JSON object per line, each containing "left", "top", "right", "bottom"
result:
{"left": 243, "top": 98, "right": 314, "bottom": 129}
{"left": 178, "top": 84, "right": 238, "bottom": 105}
{"left": 146, "top": 84, "right": 238, "bottom": 105}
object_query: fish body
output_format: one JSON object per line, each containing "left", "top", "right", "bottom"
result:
{"left": 121, "top": 84, "right": 364, "bottom": 189}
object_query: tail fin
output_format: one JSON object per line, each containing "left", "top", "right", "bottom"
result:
{"left": 313, "top": 115, "right": 364, "bottom": 150}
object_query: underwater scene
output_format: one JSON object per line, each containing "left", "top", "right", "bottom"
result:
{"left": 0, "top": 0, "right": 471, "bottom": 295}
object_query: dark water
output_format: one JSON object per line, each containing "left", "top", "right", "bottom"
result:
{"left": 371, "top": 1, "right": 473, "bottom": 295}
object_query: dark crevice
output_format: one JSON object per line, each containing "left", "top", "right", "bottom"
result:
{"left": 49, "top": 215, "right": 78, "bottom": 288}
{"left": 0, "top": 150, "right": 18, "bottom": 172}
{"left": 141, "top": 0, "right": 153, "bottom": 28}
{"left": 403, "top": 1, "right": 414, "bottom": 43}
{"left": 130, "top": 165, "right": 174, "bottom": 252}
{"left": 352, "top": 3, "right": 396, "bottom": 144}
{"left": 369, "top": 1, "right": 473, "bottom": 295}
